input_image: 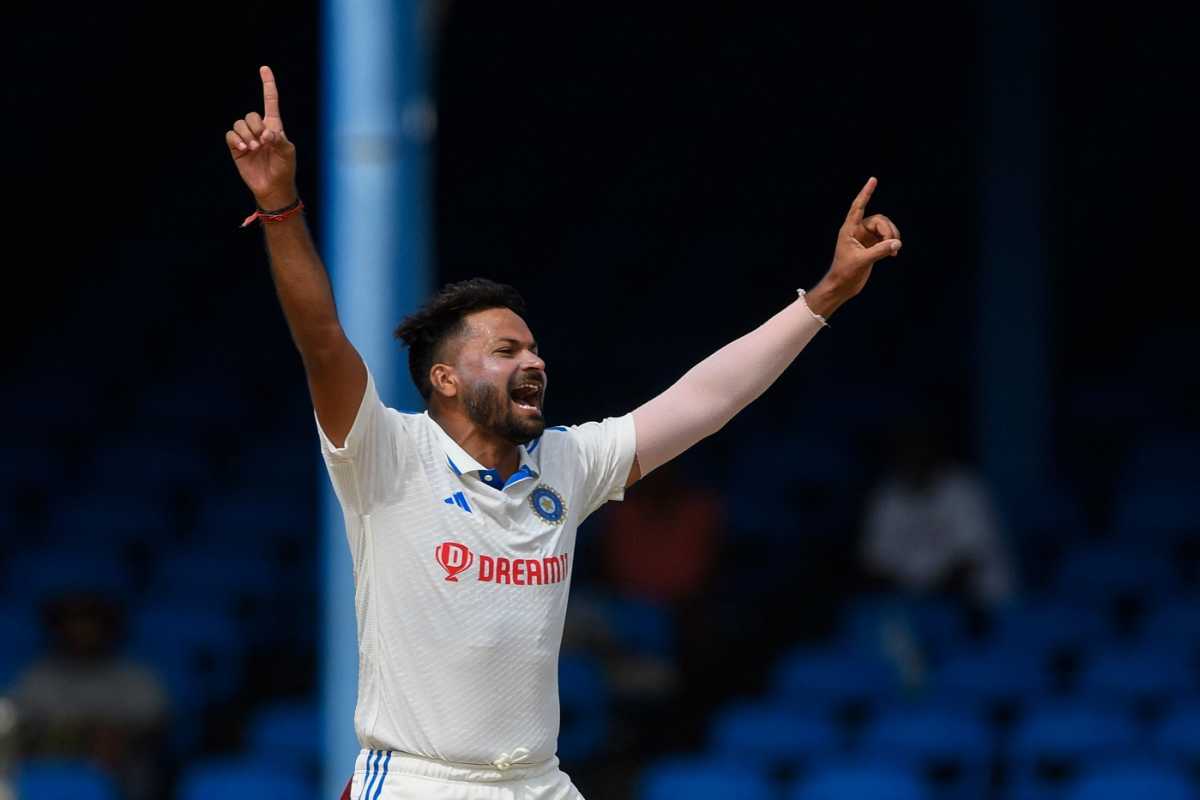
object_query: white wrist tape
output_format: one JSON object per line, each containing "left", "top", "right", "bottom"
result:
{"left": 797, "top": 288, "right": 829, "bottom": 327}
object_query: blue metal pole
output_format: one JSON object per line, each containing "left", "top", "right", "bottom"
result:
{"left": 321, "top": 1, "right": 431, "bottom": 795}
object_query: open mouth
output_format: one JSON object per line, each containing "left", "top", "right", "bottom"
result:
{"left": 510, "top": 382, "right": 544, "bottom": 413}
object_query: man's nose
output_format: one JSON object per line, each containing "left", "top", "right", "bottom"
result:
{"left": 523, "top": 352, "right": 546, "bottom": 372}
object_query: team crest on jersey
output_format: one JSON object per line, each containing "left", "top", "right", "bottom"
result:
{"left": 529, "top": 485, "right": 566, "bottom": 525}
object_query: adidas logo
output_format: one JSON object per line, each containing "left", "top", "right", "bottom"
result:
{"left": 443, "top": 491, "right": 472, "bottom": 513}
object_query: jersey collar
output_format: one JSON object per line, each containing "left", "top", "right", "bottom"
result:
{"left": 426, "top": 412, "right": 541, "bottom": 490}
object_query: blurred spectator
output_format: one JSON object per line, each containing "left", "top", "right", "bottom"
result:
{"left": 0, "top": 697, "right": 15, "bottom": 800}
{"left": 9, "top": 591, "right": 168, "bottom": 800}
{"left": 600, "top": 461, "right": 723, "bottom": 605}
{"left": 861, "top": 419, "right": 1015, "bottom": 608}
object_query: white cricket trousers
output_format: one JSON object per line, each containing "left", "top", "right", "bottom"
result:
{"left": 349, "top": 749, "right": 585, "bottom": 800}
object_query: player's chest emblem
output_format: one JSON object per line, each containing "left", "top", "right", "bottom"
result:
{"left": 529, "top": 485, "right": 567, "bottom": 525}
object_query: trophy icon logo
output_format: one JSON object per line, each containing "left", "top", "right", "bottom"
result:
{"left": 435, "top": 541, "right": 474, "bottom": 582}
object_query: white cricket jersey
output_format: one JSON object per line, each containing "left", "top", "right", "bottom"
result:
{"left": 317, "top": 369, "right": 637, "bottom": 767}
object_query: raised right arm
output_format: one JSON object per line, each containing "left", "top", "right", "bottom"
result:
{"left": 226, "top": 66, "right": 365, "bottom": 447}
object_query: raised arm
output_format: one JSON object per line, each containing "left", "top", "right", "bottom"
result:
{"left": 627, "top": 177, "right": 902, "bottom": 484}
{"left": 226, "top": 66, "right": 365, "bottom": 447}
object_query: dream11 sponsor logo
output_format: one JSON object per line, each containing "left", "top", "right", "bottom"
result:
{"left": 435, "top": 541, "right": 569, "bottom": 586}
{"left": 434, "top": 541, "right": 474, "bottom": 582}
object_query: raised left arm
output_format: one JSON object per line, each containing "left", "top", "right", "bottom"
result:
{"left": 627, "top": 177, "right": 901, "bottom": 485}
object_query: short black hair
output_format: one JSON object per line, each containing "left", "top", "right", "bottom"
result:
{"left": 394, "top": 278, "right": 528, "bottom": 401}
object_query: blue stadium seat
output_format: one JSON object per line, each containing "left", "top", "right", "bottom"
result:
{"left": 557, "top": 652, "right": 610, "bottom": 763}
{"left": 1140, "top": 598, "right": 1200, "bottom": 648}
{"left": 639, "top": 757, "right": 776, "bottom": 800}
{"left": 1012, "top": 704, "right": 1141, "bottom": 762}
{"left": 1078, "top": 647, "right": 1196, "bottom": 705}
{"left": 0, "top": 606, "right": 41, "bottom": 689}
{"left": 1010, "top": 704, "right": 1143, "bottom": 800}
{"left": 177, "top": 759, "right": 311, "bottom": 800}
{"left": 594, "top": 594, "right": 675, "bottom": 658}
{"left": 935, "top": 646, "right": 1050, "bottom": 708}
{"left": 788, "top": 761, "right": 928, "bottom": 800}
{"left": 14, "top": 759, "right": 119, "bottom": 800}
{"left": 246, "top": 700, "right": 321, "bottom": 775}
{"left": 861, "top": 705, "right": 992, "bottom": 799}
{"left": 708, "top": 702, "right": 839, "bottom": 768}
{"left": 863, "top": 704, "right": 992, "bottom": 764}
{"left": 1156, "top": 703, "right": 1200, "bottom": 764}
{"left": 1065, "top": 763, "right": 1195, "bottom": 800}
{"left": 772, "top": 646, "right": 901, "bottom": 712}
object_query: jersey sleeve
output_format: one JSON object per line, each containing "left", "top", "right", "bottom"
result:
{"left": 315, "top": 367, "right": 413, "bottom": 514}
{"left": 565, "top": 413, "right": 638, "bottom": 519}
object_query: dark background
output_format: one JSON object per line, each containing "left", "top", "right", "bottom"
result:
{"left": 2, "top": 2, "right": 1196, "bottom": 799}
{"left": 8, "top": 2, "right": 1192, "bottom": 465}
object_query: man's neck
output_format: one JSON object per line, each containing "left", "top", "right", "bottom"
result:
{"left": 430, "top": 408, "right": 521, "bottom": 480}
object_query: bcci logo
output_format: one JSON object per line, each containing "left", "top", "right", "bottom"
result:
{"left": 530, "top": 485, "right": 566, "bottom": 525}
{"left": 435, "top": 541, "right": 474, "bottom": 582}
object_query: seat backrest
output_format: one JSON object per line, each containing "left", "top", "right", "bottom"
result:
{"left": 1065, "top": 763, "right": 1194, "bottom": 800}
{"left": 789, "top": 761, "right": 928, "bottom": 800}
{"left": 246, "top": 701, "right": 321, "bottom": 768}
{"left": 708, "top": 702, "right": 839, "bottom": 766}
{"left": 1078, "top": 647, "right": 1196, "bottom": 701}
{"left": 863, "top": 705, "right": 992, "bottom": 764}
{"left": 936, "top": 646, "right": 1050, "bottom": 702}
{"left": 772, "top": 646, "right": 898, "bottom": 709}
{"left": 1013, "top": 704, "right": 1139, "bottom": 759}
{"left": 0, "top": 606, "right": 40, "bottom": 687}
{"left": 1156, "top": 703, "right": 1200, "bottom": 760}
{"left": 177, "top": 759, "right": 311, "bottom": 800}
{"left": 15, "top": 760, "right": 119, "bottom": 800}
{"left": 639, "top": 757, "right": 776, "bottom": 800}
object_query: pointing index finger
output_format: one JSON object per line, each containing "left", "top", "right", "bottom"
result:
{"left": 260, "top": 65, "right": 282, "bottom": 124}
{"left": 844, "top": 176, "right": 877, "bottom": 228}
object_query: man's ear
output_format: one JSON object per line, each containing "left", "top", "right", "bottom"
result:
{"left": 430, "top": 363, "right": 458, "bottom": 398}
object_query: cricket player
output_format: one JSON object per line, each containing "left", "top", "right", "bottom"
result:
{"left": 226, "top": 65, "right": 901, "bottom": 800}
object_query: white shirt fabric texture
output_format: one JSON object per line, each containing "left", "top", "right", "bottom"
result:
{"left": 317, "top": 369, "right": 637, "bottom": 768}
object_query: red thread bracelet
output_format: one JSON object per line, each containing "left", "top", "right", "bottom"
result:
{"left": 241, "top": 198, "right": 304, "bottom": 228}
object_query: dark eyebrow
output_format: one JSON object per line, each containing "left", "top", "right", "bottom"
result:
{"left": 496, "top": 337, "right": 538, "bottom": 352}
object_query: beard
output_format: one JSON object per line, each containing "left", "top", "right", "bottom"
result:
{"left": 462, "top": 378, "right": 546, "bottom": 444}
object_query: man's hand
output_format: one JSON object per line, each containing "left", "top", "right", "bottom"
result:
{"left": 804, "top": 177, "right": 902, "bottom": 318}
{"left": 225, "top": 66, "right": 298, "bottom": 210}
